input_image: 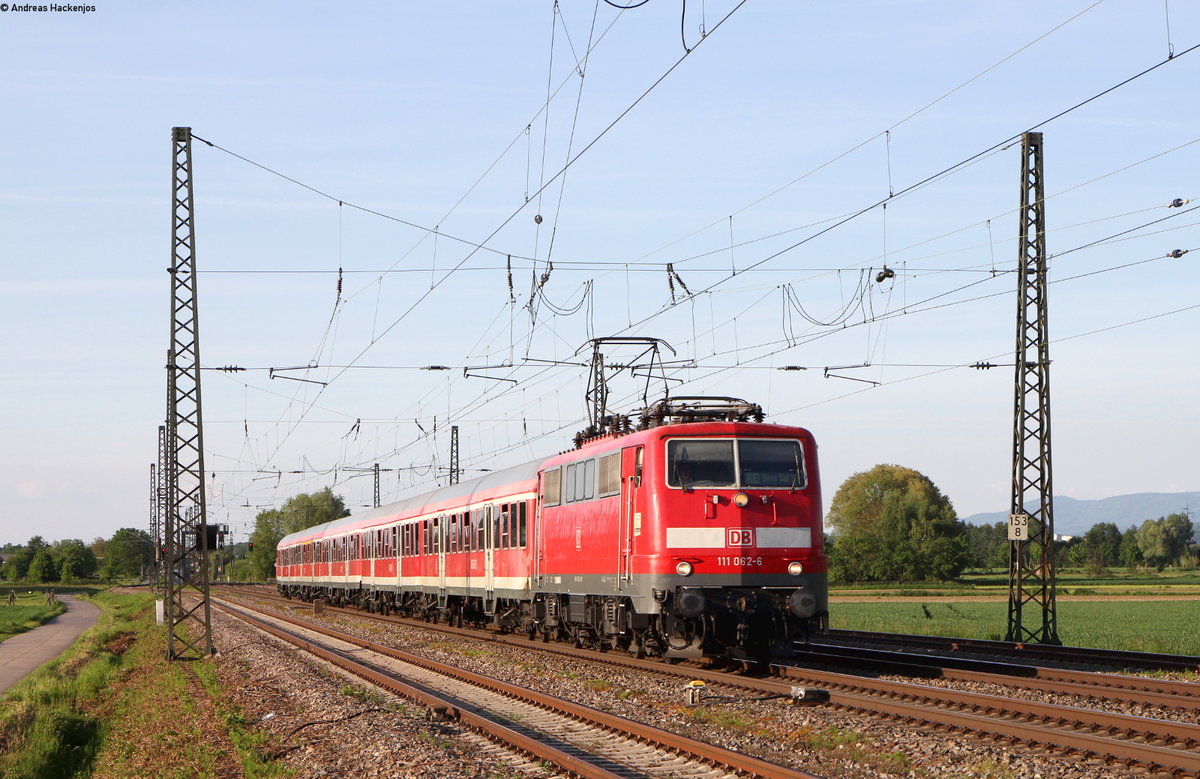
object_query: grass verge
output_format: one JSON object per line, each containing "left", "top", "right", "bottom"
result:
{"left": 0, "top": 590, "right": 289, "bottom": 779}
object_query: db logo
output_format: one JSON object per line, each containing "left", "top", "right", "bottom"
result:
{"left": 727, "top": 528, "right": 753, "bottom": 547}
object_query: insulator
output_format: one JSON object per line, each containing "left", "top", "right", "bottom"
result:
{"left": 1167, "top": 249, "right": 1187, "bottom": 258}
{"left": 1168, "top": 198, "right": 1189, "bottom": 208}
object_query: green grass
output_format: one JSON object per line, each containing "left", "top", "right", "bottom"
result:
{"left": 0, "top": 590, "right": 148, "bottom": 778}
{"left": 0, "top": 592, "right": 67, "bottom": 641}
{"left": 830, "top": 599, "right": 1200, "bottom": 655}
{"left": 0, "top": 589, "right": 292, "bottom": 779}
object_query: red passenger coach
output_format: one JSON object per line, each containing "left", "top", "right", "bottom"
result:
{"left": 276, "top": 397, "right": 828, "bottom": 660}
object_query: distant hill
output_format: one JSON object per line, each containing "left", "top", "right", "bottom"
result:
{"left": 963, "top": 492, "right": 1200, "bottom": 538}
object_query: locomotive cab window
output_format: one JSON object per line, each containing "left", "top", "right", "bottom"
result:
{"left": 667, "top": 440, "right": 735, "bottom": 488}
{"left": 667, "top": 438, "right": 806, "bottom": 489}
{"left": 738, "top": 439, "right": 806, "bottom": 488}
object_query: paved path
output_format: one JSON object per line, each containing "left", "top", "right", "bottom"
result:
{"left": 0, "top": 595, "right": 101, "bottom": 695}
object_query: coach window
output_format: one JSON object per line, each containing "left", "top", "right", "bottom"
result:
{"left": 519, "top": 502, "right": 527, "bottom": 547}
{"left": 544, "top": 468, "right": 561, "bottom": 504}
{"left": 501, "top": 504, "right": 512, "bottom": 548}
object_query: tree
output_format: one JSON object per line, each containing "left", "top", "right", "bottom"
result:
{"left": 1119, "top": 525, "right": 1144, "bottom": 569}
{"left": 1080, "top": 522, "right": 1122, "bottom": 569}
{"left": 827, "top": 464, "right": 969, "bottom": 583}
{"left": 54, "top": 539, "right": 98, "bottom": 581}
{"left": 247, "top": 488, "right": 349, "bottom": 580}
{"left": 28, "top": 549, "right": 58, "bottom": 582}
{"left": 1, "top": 536, "right": 50, "bottom": 582}
{"left": 963, "top": 521, "right": 1008, "bottom": 569}
{"left": 1136, "top": 513, "right": 1194, "bottom": 569}
{"left": 102, "top": 528, "right": 153, "bottom": 581}
{"left": 1, "top": 548, "right": 33, "bottom": 582}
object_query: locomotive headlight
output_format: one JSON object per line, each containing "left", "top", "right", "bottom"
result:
{"left": 676, "top": 561, "right": 694, "bottom": 576}
{"left": 787, "top": 561, "right": 804, "bottom": 576}
{"left": 732, "top": 492, "right": 750, "bottom": 508}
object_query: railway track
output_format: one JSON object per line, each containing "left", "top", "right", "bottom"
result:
{"left": 794, "top": 643, "right": 1200, "bottom": 712}
{"left": 217, "top": 586, "right": 1200, "bottom": 775}
{"left": 821, "top": 628, "right": 1200, "bottom": 674}
{"left": 213, "top": 595, "right": 820, "bottom": 779}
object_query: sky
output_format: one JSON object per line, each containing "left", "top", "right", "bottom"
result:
{"left": 1, "top": 0, "right": 1197, "bottom": 546}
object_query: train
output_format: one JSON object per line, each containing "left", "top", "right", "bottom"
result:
{"left": 274, "top": 397, "right": 828, "bottom": 660}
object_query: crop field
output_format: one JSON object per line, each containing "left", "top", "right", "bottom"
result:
{"left": 828, "top": 599, "right": 1200, "bottom": 656}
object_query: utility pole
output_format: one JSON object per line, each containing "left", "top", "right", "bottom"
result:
{"left": 373, "top": 462, "right": 381, "bottom": 507}
{"left": 449, "top": 426, "right": 460, "bottom": 486}
{"left": 165, "top": 126, "right": 214, "bottom": 659}
{"left": 1005, "top": 131, "right": 1060, "bottom": 645}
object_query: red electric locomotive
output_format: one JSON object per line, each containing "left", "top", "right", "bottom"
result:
{"left": 276, "top": 397, "right": 828, "bottom": 659}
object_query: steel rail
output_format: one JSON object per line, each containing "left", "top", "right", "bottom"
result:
{"left": 213, "top": 597, "right": 822, "bottom": 779}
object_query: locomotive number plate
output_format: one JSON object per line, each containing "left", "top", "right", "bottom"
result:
{"left": 717, "top": 556, "right": 764, "bottom": 567}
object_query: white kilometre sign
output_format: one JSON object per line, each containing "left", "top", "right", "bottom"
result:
{"left": 1008, "top": 513, "right": 1031, "bottom": 541}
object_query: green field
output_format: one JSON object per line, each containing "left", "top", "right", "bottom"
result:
{"left": 828, "top": 599, "right": 1200, "bottom": 656}
{"left": 0, "top": 591, "right": 66, "bottom": 642}
{"left": 831, "top": 568, "right": 1200, "bottom": 598}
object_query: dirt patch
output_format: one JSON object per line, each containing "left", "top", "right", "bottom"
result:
{"left": 101, "top": 631, "right": 137, "bottom": 657}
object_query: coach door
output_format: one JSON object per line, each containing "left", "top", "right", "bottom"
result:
{"left": 618, "top": 446, "right": 644, "bottom": 590}
{"left": 483, "top": 504, "right": 496, "bottom": 612}
{"left": 436, "top": 515, "right": 447, "bottom": 607}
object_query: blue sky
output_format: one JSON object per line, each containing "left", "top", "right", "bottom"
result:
{"left": 1, "top": 1, "right": 1197, "bottom": 545}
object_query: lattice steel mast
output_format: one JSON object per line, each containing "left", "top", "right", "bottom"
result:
{"left": 449, "top": 426, "right": 461, "bottom": 486}
{"left": 165, "top": 126, "right": 214, "bottom": 659}
{"left": 1005, "top": 131, "right": 1060, "bottom": 645}
{"left": 153, "top": 424, "right": 167, "bottom": 596}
